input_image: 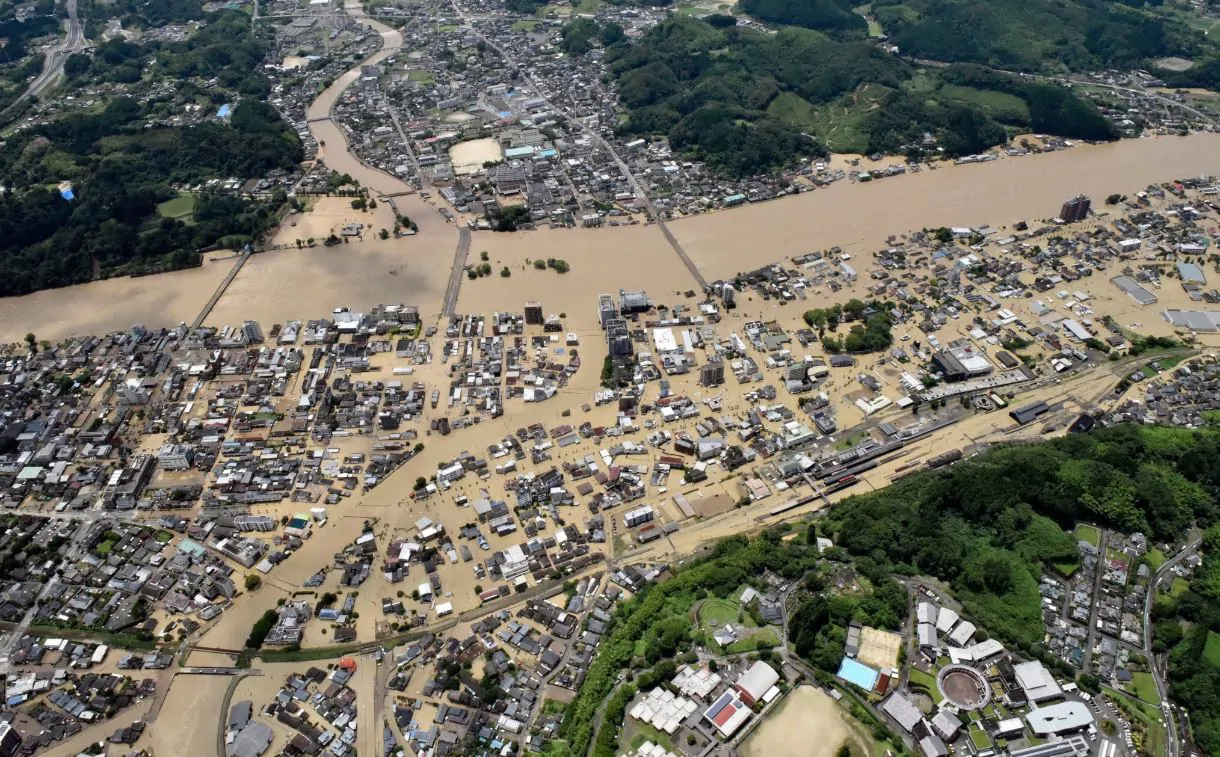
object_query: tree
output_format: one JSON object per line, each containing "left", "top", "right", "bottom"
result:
{"left": 500, "top": 266, "right": 511, "bottom": 277}
{"left": 24, "top": 333, "right": 36, "bottom": 354}
{"left": 244, "top": 574, "right": 262, "bottom": 591}
{"left": 379, "top": 228, "right": 389, "bottom": 240}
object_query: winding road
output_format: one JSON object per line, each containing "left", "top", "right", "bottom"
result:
{"left": 1143, "top": 538, "right": 1201, "bottom": 757}
{"left": 0, "top": 0, "right": 88, "bottom": 121}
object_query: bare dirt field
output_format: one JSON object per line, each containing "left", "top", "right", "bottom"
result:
{"left": 742, "top": 686, "right": 876, "bottom": 757}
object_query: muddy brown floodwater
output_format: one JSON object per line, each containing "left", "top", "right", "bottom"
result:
{"left": 1, "top": 0, "right": 1217, "bottom": 346}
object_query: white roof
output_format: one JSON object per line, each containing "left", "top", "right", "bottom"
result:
{"left": 1014, "top": 660, "right": 1063, "bottom": 702}
{"left": 736, "top": 661, "right": 780, "bottom": 700}
{"left": 949, "top": 620, "right": 976, "bottom": 646}
{"left": 935, "top": 607, "right": 959, "bottom": 633}
{"left": 1026, "top": 702, "right": 1094, "bottom": 735}
{"left": 996, "top": 717, "right": 1026, "bottom": 735}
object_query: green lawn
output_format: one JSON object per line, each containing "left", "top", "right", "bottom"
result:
{"left": 1131, "top": 672, "right": 1161, "bottom": 706}
{"left": 969, "top": 727, "right": 992, "bottom": 750}
{"left": 1203, "top": 630, "right": 1220, "bottom": 667}
{"left": 725, "top": 628, "right": 780, "bottom": 654}
{"left": 698, "top": 597, "right": 750, "bottom": 628}
{"left": 908, "top": 668, "right": 943, "bottom": 704}
{"left": 1053, "top": 560, "right": 1079, "bottom": 577}
{"left": 510, "top": 19, "right": 539, "bottom": 30}
{"left": 852, "top": 4, "right": 884, "bottom": 35}
{"left": 95, "top": 539, "right": 116, "bottom": 556}
{"left": 629, "top": 720, "right": 675, "bottom": 752}
{"left": 1169, "top": 576, "right": 1191, "bottom": 597}
{"left": 1143, "top": 547, "right": 1167, "bottom": 572}
{"left": 407, "top": 69, "right": 435, "bottom": 84}
{"left": 1074, "top": 524, "right": 1102, "bottom": 547}
{"left": 156, "top": 193, "right": 196, "bottom": 222}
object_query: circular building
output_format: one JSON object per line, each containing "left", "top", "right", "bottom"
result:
{"left": 937, "top": 665, "right": 991, "bottom": 711}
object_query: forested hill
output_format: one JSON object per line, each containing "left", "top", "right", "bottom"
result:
{"left": 871, "top": 0, "right": 1204, "bottom": 73}
{"left": 603, "top": 16, "right": 1119, "bottom": 173}
{"left": 824, "top": 424, "right": 1220, "bottom": 647}
{"left": 0, "top": 10, "right": 301, "bottom": 297}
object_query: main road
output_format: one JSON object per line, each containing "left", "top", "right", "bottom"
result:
{"left": 0, "top": 0, "right": 87, "bottom": 121}
{"left": 1144, "top": 537, "right": 1201, "bottom": 757}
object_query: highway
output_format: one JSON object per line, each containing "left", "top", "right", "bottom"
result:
{"left": 0, "top": 0, "right": 87, "bottom": 121}
{"left": 1144, "top": 537, "right": 1201, "bottom": 757}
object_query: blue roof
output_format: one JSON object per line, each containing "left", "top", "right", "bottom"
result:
{"left": 705, "top": 690, "right": 734, "bottom": 719}
{"left": 837, "top": 657, "right": 880, "bottom": 691}
{"left": 217, "top": 103, "right": 233, "bottom": 118}
{"left": 59, "top": 188, "right": 74, "bottom": 201}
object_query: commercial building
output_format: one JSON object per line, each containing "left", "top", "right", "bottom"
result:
{"left": 881, "top": 691, "right": 924, "bottom": 733}
{"left": 703, "top": 690, "right": 751, "bottom": 738}
{"left": 242, "top": 320, "right": 264, "bottom": 344}
{"left": 624, "top": 505, "right": 654, "bottom": 529}
{"left": 931, "top": 346, "right": 993, "bottom": 381}
{"left": 700, "top": 358, "right": 725, "bottom": 387}
{"left": 598, "top": 294, "right": 617, "bottom": 329}
{"left": 157, "top": 443, "right": 195, "bottom": 471}
{"left": 1059, "top": 195, "right": 1091, "bottom": 223}
{"left": 524, "top": 301, "right": 544, "bottom": 325}
{"left": 0, "top": 723, "right": 20, "bottom": 757}
{"left": 619, "top": 289, "right": 650, "bottom": 314}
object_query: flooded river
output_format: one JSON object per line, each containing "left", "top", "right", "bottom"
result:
{"left": 673, "top": 134, "right": 1220, "bottom": 280}
{"left": 1, "top": 2, "right": 1218, "bottom": 343}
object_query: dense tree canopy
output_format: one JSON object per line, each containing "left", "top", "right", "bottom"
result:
{"left": 0, "top": 12, "right": 300, "bottom": 296}
{"left": 607, "top": 16, "right": 1120, "bottom": 171}
{"left": 825, "top": 424, "right": 1220, "bottom": 647}
{"left": 872, "top": 0, "right": 1206, "bottom": 72}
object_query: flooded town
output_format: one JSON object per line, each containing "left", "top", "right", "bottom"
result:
{"left": 2, "top": 0, "right": 1220, "bottom": 752}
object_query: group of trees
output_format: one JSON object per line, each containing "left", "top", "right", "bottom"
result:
{"left": 606, "top": 15, "right": 1120, "bottom": 173}
{"left": 871, "top": 0, "right": 1205, "bottom": 73}
{"left": 803, "top": 299, "right": 893, "bottom": 353}
{"left": 738, "top": 0, "right": 866, "bottom": 35}
{"left": 558, "top": 18, "right": 625, "bottom": 56}
{"left": 1154, "top": 522, "right": 1220, "bottom": 754}
{"left": 0, "top": 12, "right": 302, "bottom": 296}
{"left": 824, "top": 424, "right": 1220, "bottom": 648}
